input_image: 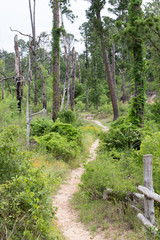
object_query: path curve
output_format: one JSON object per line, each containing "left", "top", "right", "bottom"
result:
{"left": 93, "top": 120, "right": 109, "bottom": 132}
{"left": 53, "top": 121, "right": 108, "bottom": 240}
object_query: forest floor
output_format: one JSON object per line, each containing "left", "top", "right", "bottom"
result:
{"left": 53, "top": 121, "right": 143, "bottom": 240}
{"left": 53, "top": 121, "right": 108, "bottom": 240}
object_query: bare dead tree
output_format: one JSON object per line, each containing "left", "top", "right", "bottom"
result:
{"left": 71, "top": 47, "right": 76, "bottom": 111}
{"left": 14, "top": 35, "right": 23, "bottom": 112}
{"left": 2, "top": 51, "right": 5, "bottom": 99}
{"left": 28, "top": 0, "right": 38, "bottom": 106}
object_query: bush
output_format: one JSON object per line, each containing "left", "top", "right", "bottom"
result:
{"left": 30, "top": 117, "right": 54, "bottom": 137}
{"left": 57, "top": 110, "right": 76, "bottom": 124}
{"left": 136, "top": 132, "right": 160, "bottom": 194}
{"left": 100, "top": 117, "right": 141, "bottom": 150}
{"left": 0, "top": 125, "right": 63, "bottom": 240}
{"left": 0, "top": 125, "right": 30, "bottom": 183}
{"left": 80, "top": 156, "right": 138, "bottom": 200}
{"left": 51, "top": 122, "right": 82, "bottom": 145}
{"left": 57, "top": 110, "right": 82, "bottom": 127}
{"left": 34, "top": 132, "right": 79, "bottom": 161}
{"left": 0, "top": 168, "right": 55, "bottom": 240}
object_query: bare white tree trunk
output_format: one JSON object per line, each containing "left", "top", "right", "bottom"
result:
{"left": 71, "top": 47, "right": 76, "bottom": 111}
{"left": 26, "top": 41, "right": 32, "bottom": 146}
{"left": 66, "top": 51, "right": 72, "bottom": 110}
{"left": 60, "top": 79, "right": 67, "bottom": 111}
{"left": 37, "top": 65, "right": 47, "bottom": 109}
{"left": 29, "top": 0, "right": 38, "bottom": 105}
{"left": 2, "top": 51, "right": 5, "bottom": 99}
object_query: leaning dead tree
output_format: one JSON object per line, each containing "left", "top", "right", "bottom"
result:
{"left": 14, "top": 35, "right": 23, "bottom": 112}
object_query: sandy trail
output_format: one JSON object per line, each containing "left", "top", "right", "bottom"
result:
{"left": 53, "top": 136, "right": 106, "bottom": 240}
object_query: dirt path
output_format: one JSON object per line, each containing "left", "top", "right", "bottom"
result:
{"left": 53, "top": 136, "right": 106, "bottom": 240}
{"left": 93, "top": 120, "right": 109, "bottom": 132}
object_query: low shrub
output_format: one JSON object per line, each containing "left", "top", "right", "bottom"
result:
{"left": 136, "top": 132, "right": 160, "bottom": 194}
{"left": 51, "top": 122, "right": 82, "bottom": 145}
{"left": 57, "top": 110, "right": 76, "bottom": 124}
{"left": 30, "top": 117, "right": 54, "bottom": 137}
{"left": 80, "top": 155, "right": 138, "bottom": 200}
{"left": 0, "top": 125, "right": 31, "bottom": 183}
{"left": 0, "top": 125, "right": 65, "bottom": 240}
{"left": 100, "top": 117, "right": 141, "bottom": 150}
{"left": 34, "top": 132, "right": 79, "bottom": 161}
{"left": 0, "top": 168, "right": 55, "bottom": 240}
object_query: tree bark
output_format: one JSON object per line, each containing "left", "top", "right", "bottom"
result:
{"left": 29, "top": 0, "right": 38, "bottom": 106}
{"left": 78, "top": 54, "right": 81, "bottom": 85}
{"left": 85, "top": 77, "right": 89, "bottom": 111}
{"left": 118, "top": 66, "right": 126, "bottom": 102}
{"left": 37, "top": 66, "right": 47, "bottom": 109}
{"left": 52, "top": 0, "right": 60, "bottom": 121}
{"left": 66, "top": 51, "right": 72, "bottom": 110}
{"left": 14, "top": 35, "right": 23, "bottom": 112}
{"left": 93, "top": 3, "right": 119, "bottom": 121}
{"left": 60, "top": 79, "right": 67, "bottom": 111}
{"left": 2, "top": 51, "right": 5, "bottom": 99}
{"left": 112, "top": 43, "right": 116, "bottom": 86}
{"left": 26, "top": 39, "right": 32, "bottom": 146}
{"left": 71, "top": 47, "right": 76, "bottom": 111}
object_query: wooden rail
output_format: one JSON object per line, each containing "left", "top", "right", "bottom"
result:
{"left": 137, "top": 154, "right": 160, "bottom": 239}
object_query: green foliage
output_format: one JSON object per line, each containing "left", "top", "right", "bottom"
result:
{"left": 0, "top": 126, "right": 30, "bottom": 183}
{"left": 0, "top": 169, "right": 55, "bottom": 240}
{"left": 75, "top": 101, "right": 86, "bottom": 111}
{"left": 51, "top": 122, "right": 82, "bottom": 144}
{"left": 136, "top": 132, "right": 160, "bottom": 194}
{"left": 147, "top": 98, "right": 160, "bottom": 125}
{"left": 0, "top": 125, "right": 66, "bottom": 240}
{"left": 80, "top": 155, "right": 138, "bottom": 200}
{"left": 30, "top": 117, "right": 54, "bottom": 136}
{"left": 57, "top": 110, "right": 76, "bottom": 124}
{"left": 34, "top": 132, "right": 79, "bottom": 161}
{"left": 31, "top": 118, "right": 82, "bottom": 161}
{"left": 100, "top": 117, "right": 141, "bottom": 150}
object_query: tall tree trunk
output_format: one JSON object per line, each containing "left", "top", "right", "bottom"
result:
{"left": 29, "top": 0, "right": 38, "bottom": 105}
{"left": 118, "top": 67, "right": 126, "bottom": 103}
{"left": 66, "top": 77, "right": 71, "bottom": 110}
{"left": 2, "top": 51, "right": 5, "bottom": 99}
{"left": 60, "top": 15, "right": 68, "bottom": 111}
{"left": 52, "top": 0, "right": 60, "bottom": 121}
{"left": 14, "top": 35, "right": 23, "bottom": 112}
{"left": 112, "top": 43, "right": 116, "bottom": 86}
{"left": 37, "top": 66, "right": 47, "bottom": 109}
{"left": 71, "top": 47, "right": 76, "bottom": 111}
{"left": 129, "top": 0, "right": 144, "bottom": 126}
{"left": 26, "top": 43, "right": 32, "bottom": 146}
{"left": 93, "top": 2, "right": 119, "bottom": 121}
{"left": 85, "top": 77, "right": 89, "bottom": 111}
{"left": 102, "top": 47, "right": 119, "bottom": 120}
{"left": 78, "top": 55, "right": 81, "bottom": 85}
{"left": 60, "top": 79, "right": 67, "bottom": 111}
{"left": 66, "top": 51, "right": 72, "bottom": 110}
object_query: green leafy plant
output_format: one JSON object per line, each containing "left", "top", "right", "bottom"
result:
{"left": 34, "top": 132, "right": 79, "bottom": 161}
{"left": 100, "top": 117, "right": 141, "bottom": 150}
